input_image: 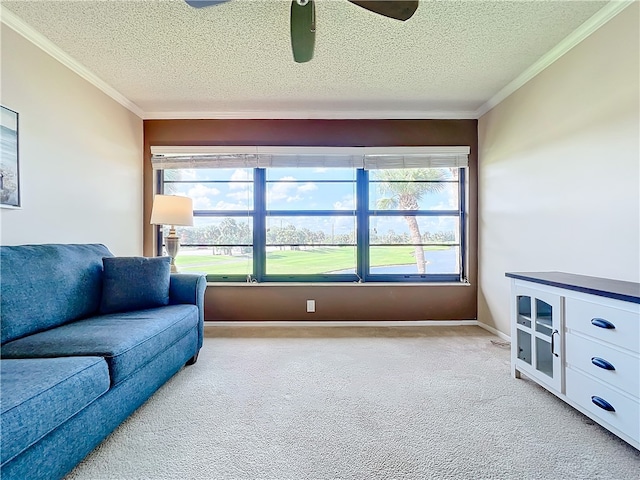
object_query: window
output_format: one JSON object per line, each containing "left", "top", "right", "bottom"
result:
{"left": 265, "top": 168, "right": 358, "bottom": 279}
{"left": 368, "top": 168, "right": 463, "bottom": 280}
{"left": 153, "top": 147, "right": 468, "bottom": 283}
{"left": 160, "top": 167, "right": 254, "bottom": 279}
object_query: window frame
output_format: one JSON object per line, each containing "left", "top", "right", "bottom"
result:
{"left": 156, "top": 167, "right": 466, "bottom": 283}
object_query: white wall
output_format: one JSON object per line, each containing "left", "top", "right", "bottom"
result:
{"left": 478, "top": 3, "right": 639, "bottom": 335}
{"left": 0, "top": 25, "right": 143, "bottom": 255}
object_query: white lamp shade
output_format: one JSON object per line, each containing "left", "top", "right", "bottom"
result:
{"left": 150, "top": 194, "right": 194, "bottom": 226}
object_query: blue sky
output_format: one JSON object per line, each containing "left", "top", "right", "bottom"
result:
{"left": 167, "top": 167, "right": 459, "bottom": 238}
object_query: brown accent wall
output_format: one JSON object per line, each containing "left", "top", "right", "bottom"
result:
{"left": 143, "top": 119, "right": 478, "bottom": 321}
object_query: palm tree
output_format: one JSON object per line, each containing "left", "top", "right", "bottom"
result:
{"left": 374, "top": 169, "right": 447, "bottom": 273}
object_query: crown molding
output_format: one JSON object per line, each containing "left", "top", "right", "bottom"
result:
{"left": 1, "top": 7, "right": 145, "bottom": 119}
{"left": 475, "top": 0, "right": 634, "bottom": 118}
{"left": 3, "top": 0, "right": 631, "bottom": 122}
{"left": 0, "top": 9, "right": 474, "bottom": 121}
{"left": 142, "top": 109, "right": 478, "bottom": 120}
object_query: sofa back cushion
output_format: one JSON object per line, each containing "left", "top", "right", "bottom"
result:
{"left": 0, "top": 243, "right": 113, "bottom": 344}
{"left": 99, "top": 256, "right": 171, "bottom": 314}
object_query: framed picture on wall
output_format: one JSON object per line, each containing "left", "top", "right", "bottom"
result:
{"left": 1, "top": 105, "right": 20, "bottom": 208}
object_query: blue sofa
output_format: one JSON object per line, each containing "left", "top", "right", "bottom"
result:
{"left": 0, "top": 244, "right": 206, "bottom": 480}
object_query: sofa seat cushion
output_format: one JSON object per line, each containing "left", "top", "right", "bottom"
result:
{"left": 0, "top": 356, "right": 110, "bottom": 466}
{"left": 1, "top": 305, "right": 198, "bottom": 386}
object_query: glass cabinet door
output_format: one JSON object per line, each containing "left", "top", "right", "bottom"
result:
{"left": 534, "top": 298, "right": 554, "bottom": 377}
{"left": 512, "top": 284, "right": 563, "bottom": 392}
{"left": 517, "top": 329, "right": 532, "bottom": 364}
{"left": 516, "top": 295, "right": 532, "bottom": 364}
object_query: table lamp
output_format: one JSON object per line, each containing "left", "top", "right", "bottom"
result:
{"left": 150, "top": 194, "right": 194, "bottom": 272}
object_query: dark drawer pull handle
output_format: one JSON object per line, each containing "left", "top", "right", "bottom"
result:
{"left": 591, "top": 396, "right": 615, "bottom": 412}
{"left": 591, "top": 318, "right": 615, "bottom": 329}
{"left": 551, "top": 330, "right": 559, "bottom": 357}
{"left": 591, "top": 357, "right": 615, "bottom": 370}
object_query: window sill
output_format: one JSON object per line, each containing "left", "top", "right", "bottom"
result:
{"left": 206, "top": 281, "right": 471, "bottom": 287}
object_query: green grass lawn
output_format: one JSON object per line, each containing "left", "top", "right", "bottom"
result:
{"left": 176, "top": 246, "right": 447, "bottom": 275}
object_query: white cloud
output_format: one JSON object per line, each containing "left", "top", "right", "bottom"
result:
{"left": 448, "top": 190, "right": 457, "bottom": 208}
{"left": 278, "top": 175, "right": 297, "bottom": 181}
{"left": 176, "top": 169, "right": 197, "bottom": 181}
{"left": 186, "top": 184, "right": 220, "bottom": 210}
{"left": 188, "top": 184, "right": 220, "bottom": 197}
{"left": 231, "top": 169, "right": 251, "bottom": 181}
{"left": 333, "top": 194, "right": 355, "bottom": 210}
{"left": 267, "top": 177, "right": 297, "bottom": 202}
{"left": 297, "top": 182, "right": 317, "bottom": 193}
{"left": 214, "top": 200, "right": 250, "bottom": 210}
{"left": 226, "top": 190, "right": 252, "bottom": 201}
{"left": 268, "top": 178, "right": 317, "bottom": 204}
{"left": 192, "top": 197, "right": 213, "bottom": 209}
{"left": 229, "top": 169, "right": 252, "bottom": 189}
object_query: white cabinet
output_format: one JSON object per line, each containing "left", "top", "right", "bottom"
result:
{"left": 507, "top": 272, "right": 640, "bottom": 450}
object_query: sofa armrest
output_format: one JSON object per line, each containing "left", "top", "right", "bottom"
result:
{"left": 169, "top": 274, "right": 207, "bottom": 349}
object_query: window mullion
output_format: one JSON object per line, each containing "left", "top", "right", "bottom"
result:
{"left": 357, "top": 169, "right": 368, "bottom": 281}
{"left": 459, "top": 167, "right": 467, "bottom": 282}
{"left": 254, "top": 168, "right": 266, "bottom": 281}
{"left": 266, "top": 210, "right": 355, "bottom": 217}
{"left": 155, "top": 170, "right": 164, "bottom": 257}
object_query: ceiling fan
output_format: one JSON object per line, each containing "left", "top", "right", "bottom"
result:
{"left": 184, "top": 0, "right": 418, "bottom": 63}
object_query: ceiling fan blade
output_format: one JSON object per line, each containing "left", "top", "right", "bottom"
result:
{"left": 348, "top": 1, "right": 418, "bottom": 21}
{"left": 184, "top": 0, "right": 231, "bottom": 8}
{"left": 290, "top": 0, "right": 316, "bottom": 63}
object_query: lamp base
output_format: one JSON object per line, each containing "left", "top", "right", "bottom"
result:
{"left": 165, "top": 229, "right": 180, "bottom": 273}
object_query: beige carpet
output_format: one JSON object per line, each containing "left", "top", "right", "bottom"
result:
{"left": 65, "top": 326, "right": 640, "bottom": 479}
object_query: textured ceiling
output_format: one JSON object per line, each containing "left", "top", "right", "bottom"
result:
{"left": 2, "top": 0, "right": 611, "bottom": 118}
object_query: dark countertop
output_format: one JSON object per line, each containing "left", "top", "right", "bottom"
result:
{"left": 505, "top": 271, "right": 640, "bottom": 304}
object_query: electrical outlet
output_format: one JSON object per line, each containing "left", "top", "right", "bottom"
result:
{"left": 306, "top": 300, "right": 315, "bottom": 313}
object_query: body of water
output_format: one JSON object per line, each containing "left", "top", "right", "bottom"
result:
{"left": 333, "top": 248, "right": 458, "bottom": 274}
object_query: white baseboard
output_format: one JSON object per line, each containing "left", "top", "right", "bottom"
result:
{"left": 205, "top": 320, "right": 478, "bottom": 328}
{"left": 204, "top": 320, "right": 512, "bottom": 342}
{"left": 477, "top": 322, "right": 511, "bottom": 342}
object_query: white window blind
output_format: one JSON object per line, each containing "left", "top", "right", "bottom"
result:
{"left": 150, "top": 146, "right": 470, "bottom": 170}
{"left": 257, "top": 155, "right": 365, "bottom": 168}
{"left": 151, "top": 154, "right": 259, "bottom": 170}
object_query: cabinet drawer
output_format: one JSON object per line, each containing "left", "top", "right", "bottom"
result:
{"left": 566, "top": 367, "right": 639, "bottom": 443}
{"left": 565, "top": 297, "right": 640, "bottom": 353}
{"left": 565, "top": 333, "right": 639, "bottom": 398}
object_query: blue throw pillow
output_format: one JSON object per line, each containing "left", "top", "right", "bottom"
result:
{"left": 100, "top": 256, "right": 171, "bottom": 314}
